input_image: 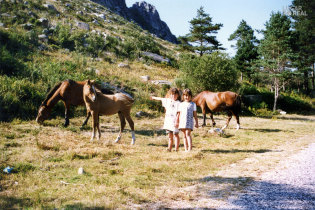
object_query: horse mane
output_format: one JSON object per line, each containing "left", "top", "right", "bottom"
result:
{"left": 41, "top": 82, "right": 62, "bottom": 106}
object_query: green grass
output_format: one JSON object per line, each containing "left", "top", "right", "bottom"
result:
{"left": 0, "top": 114, "right": 315, "bottom": 208}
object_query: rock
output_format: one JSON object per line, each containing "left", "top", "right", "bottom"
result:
{"left": 129, "top": 1, "right": 177, "bottom": 43}
{"left": 38, "top": 44, "right": 47, "bottom": 51}
{"left": 0, "top": 23, "right": 4, "bottom": 27}
{"left": 118, "top": 63, "right": 130, "bottom": 68}
{"left": 76, "top": 21, "right": 90, "bottom": 30}
{"left": 140, "top": 75, "right": 150, "bottom": 82}
{"left": 151, "top": 80, "right": 172, "bottom": 86}
{"left": 42, "top": 29, "right": 49, "bottom": 34}
{"left": 38, "top": 34, "right": 48, "bottom": 42}
{"left": 89, "top": 0, "right": 177, "bottom": 43}
{"left": 135, "top": 111, "right": 148, "bottom": 118}
{"left": 76, "top": 11, "right": 84, "bottom": 16}
{"left": 78, "top": 167, "right": 84, "bottom": 174}
{"left": 38, "top": 18, "right": 49, "bottom": 27}
{"left": 141, "top": 52, "right": 170, "bottom": 63}
{"left": 92, "top": 19, "right": 99, "bottom": 25}
{"left": 43, "top": 4, "right": 58, "bottom": 12}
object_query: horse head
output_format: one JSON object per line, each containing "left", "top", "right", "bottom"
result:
{"left": 36, "top": 104, "right": 50, "bottom": 124}
{"left": 84, "top": 80, "right": 97, "bottom": 102}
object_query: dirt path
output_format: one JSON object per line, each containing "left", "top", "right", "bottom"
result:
{"left": 142, "top": 134, "right": 315, "bottom": 209}
{"left": 219, "top": 142, "right": 315, "bottom": 209}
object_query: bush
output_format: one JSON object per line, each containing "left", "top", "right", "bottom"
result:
{"left": 0, "top": 76, "right": 44, "bottom": 121}
{"left": 177, "top": 52, "right": 240, "bottom": 93}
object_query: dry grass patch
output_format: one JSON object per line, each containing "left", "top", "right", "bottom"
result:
{"left": 1, "top": 114, "right": 315, "bottom": 208}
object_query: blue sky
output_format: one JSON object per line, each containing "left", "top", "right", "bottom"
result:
{"left": 125, "top": 0, "right": 293, "bottom": 56}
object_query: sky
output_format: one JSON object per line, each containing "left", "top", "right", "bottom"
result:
{"left": 125, "top": 0, "right": 293, "bottom": 56}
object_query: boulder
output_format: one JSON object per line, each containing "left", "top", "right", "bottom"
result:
{"left": 151, "top": 80, "right": 172, "bottom": 86}
{"left": 140, "top": 75, "right": 150, "bottom": 82}
{"left": 141, "top": 52, "right": 170, "bottom": 63}
{"left": 76, "top": 21, "right": 90, "bottom": 30}
{"left": 118, "top": 63, "right": 130, "bottom": 68}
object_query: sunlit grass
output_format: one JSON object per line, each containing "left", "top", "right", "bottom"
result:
{"left": 1, "top": 114, "right": 315, "bottom": 208}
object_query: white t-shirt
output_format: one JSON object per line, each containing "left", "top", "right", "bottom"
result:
{"left": 161, "top": 98, "right": 180, "bottom": 132}
{"left": 178, "top": 101, "right": 197, "bottom": 130}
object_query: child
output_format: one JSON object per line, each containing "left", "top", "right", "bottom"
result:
{"left": 150, "top": 88, "right": 181, "bottom": 151}
{"left": 175, "top": 88, "right": 198, "bottom": 151}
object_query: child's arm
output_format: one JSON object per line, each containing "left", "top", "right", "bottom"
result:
{"left": 175, "top": 112, "right": 180, "bottom": 128}
{"left": 150, "top": 96, "right": 164, "bottom": 101}
{"left": 193, "top": 111, "right": 199, "bottom": 128}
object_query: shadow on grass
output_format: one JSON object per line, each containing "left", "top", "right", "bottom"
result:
{"left": 243, "top": 128, "right": 282, "bottom": 133}
{"left": 135, "top": 129, "right": 165, "bottom": 137}
{"left": 201, "top": 149, "right": 274, "bottom": 154}
{"left": 0, "top": 195, "right": 110, "bottom": 209}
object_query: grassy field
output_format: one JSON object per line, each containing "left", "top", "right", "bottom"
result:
{"left": 1, "top": 113, "right": 315, "bottom": 209}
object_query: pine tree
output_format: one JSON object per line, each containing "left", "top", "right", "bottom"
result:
{"left": 186, "top": 7, "right": 223, "bottom": 56}
{"left": 229, "top": 20, "right": 259, "bottom": 81}
{"left": 259, "top": 12, "right": 294, "bottom": 111}
{"left": 291, "top": 0, "right": 315, "bottom": 94}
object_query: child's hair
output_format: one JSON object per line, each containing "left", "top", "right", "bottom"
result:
{"left": 182, "top": 88, "right": 193, "bottom": 101}
{"left": 166, "top": 87, "right": 181, "bottom": 101}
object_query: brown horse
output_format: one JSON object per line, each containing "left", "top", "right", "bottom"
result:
{"left": 36, "top": 79, "right": 93, "bottom": 127}
{"left": 193, "top": 91, "right": 241, "bottom": 130}
{"left": 83, "top": 80, "right": 135, "bottom": 144}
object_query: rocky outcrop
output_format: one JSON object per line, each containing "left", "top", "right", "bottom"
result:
{"left": 90, "top": 0, "right": 177, "bottom": 44}
{"left": 90, "top": 0, "right": 130, "bottom": 18}
{"left": 129, "top": 2, "right": 177, "bottom": 43}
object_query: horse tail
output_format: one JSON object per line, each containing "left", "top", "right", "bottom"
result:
{"left": 235, "top": 94, "right": 242, "bottom": 114}
{"left": 41, "top": 82, "right": 62, "bottom": 106}
{"left": 116, "top": 93, "right": 134, "bottom": 108}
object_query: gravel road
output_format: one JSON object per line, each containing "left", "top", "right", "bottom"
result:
{"left": 220, "top": 143, "right": 315, "bottom": 210}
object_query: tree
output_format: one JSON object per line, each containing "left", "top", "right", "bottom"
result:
{"left": 229, "top": 20, "right": 259, "bottom": 82}
{"left": 259, "top": 12, "right": 294, "bottom": 111}
{"left": 176, "top": 51, "right": 239, "bottom": 93}
{"left": 185, "top": 7, "right": 223, "bottom": 56}
{"left": 290, "top": 0, "right": 315, "bottom": 94}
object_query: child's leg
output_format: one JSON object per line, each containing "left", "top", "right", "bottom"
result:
{"left": 182, "top": 129, "right": 188, "bottom": 151}
{"left": 168, "top": 132, "right": 174, "bottom": 151}
{"left": 185, "top": 129, "right": 192, "bottom": 151}
{"left": 174, "top": 133, "right": 180, "bottom": 151}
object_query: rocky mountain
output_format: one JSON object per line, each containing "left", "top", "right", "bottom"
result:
{"left": 90, "top": 0, "right": 178, "bottom": 43}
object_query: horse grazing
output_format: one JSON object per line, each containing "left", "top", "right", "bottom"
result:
{"left": 36, "top": 79, "right": 93, "bottom": 127}
{"left": 193, "top": 91, "right": 241, "bottom": 130}
{"left": 83, "top": 80, "right": 135, "bottom": 144}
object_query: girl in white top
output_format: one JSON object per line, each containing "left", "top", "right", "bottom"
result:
{"left": 176, "top": 88, "right": 198, "bottom": 151}
{"left": 151, "top": 88, "right": 181, "bottom": 151}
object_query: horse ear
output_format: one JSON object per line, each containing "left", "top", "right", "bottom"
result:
{"left": 87, "top": 79, "right": 91, "bottom": 85}
{"left": 90, "top": 80, "right": 95, "bottom": 84}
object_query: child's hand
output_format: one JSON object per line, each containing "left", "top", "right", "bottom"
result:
{"left": 195, "top": 123, "right": 199, "bottom": 128}
{"left": 150, "top": 96, "right": 153, "bottom": 100}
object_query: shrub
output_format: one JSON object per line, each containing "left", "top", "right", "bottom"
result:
{"left": 177, "top": 52, "right": 240, "bottom": 93}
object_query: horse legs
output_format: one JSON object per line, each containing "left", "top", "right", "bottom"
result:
{"left": 90, "top": 112, "right": 100, "bottom": 141}
{"left": 81, "top": 112, "right": 91, "bottom": 128}
{"left": 64, "top": 102, "right": 70, "bottom": 127}
{"left": 200, "top": 104, "right": 207, "bottom": 126}
{"left": 115, "top": 112, "right": 126, "bottom": 143}
{"left": 222, "top": 111, "right": 232, "bottom": 130}
{"left": 125, "top": 114, "right": 135, "bottom": 145}
{"left": 209, "top": 111, "right": 216, "bottom": 127}
{"left": 234, "top": 112, "right": 241, "bottom": 130}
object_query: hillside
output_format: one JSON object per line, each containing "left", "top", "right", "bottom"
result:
{"left": 0, "top": 0, "right": 180, "bottom": 121}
